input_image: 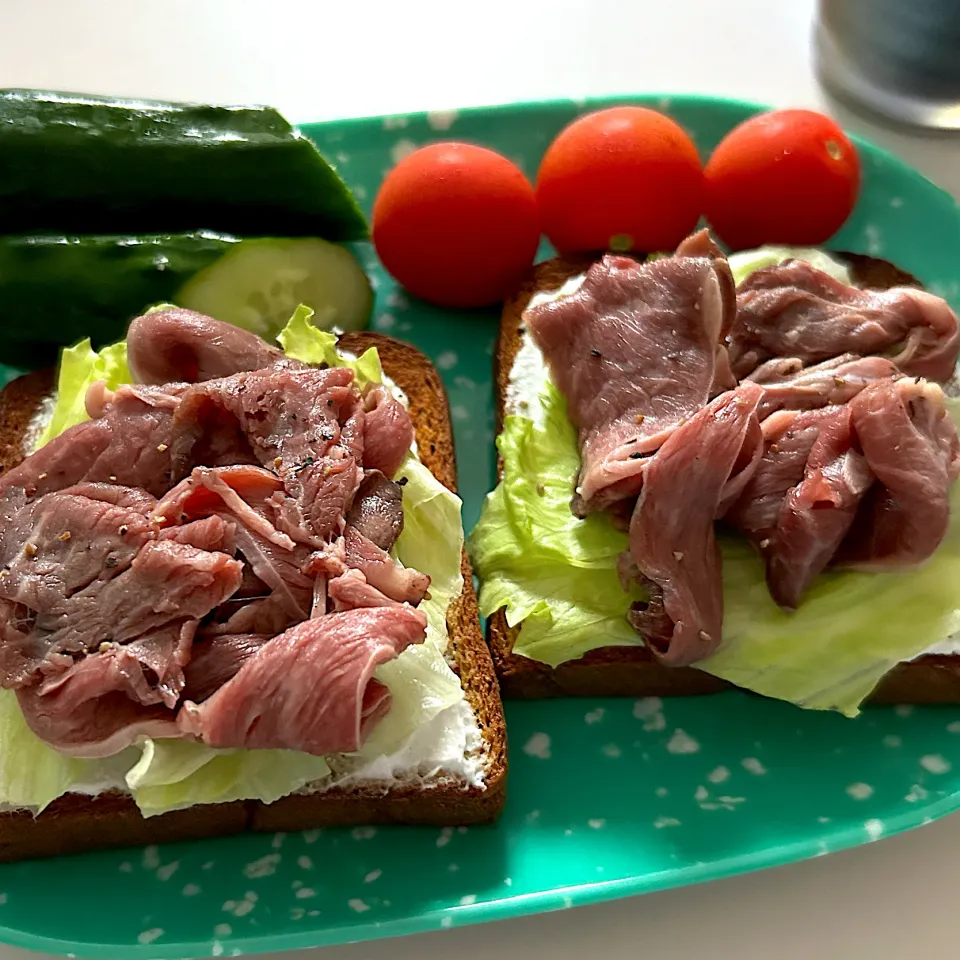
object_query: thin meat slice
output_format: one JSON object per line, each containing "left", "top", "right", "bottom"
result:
{"left": 526, "top": 230, "right": 737, "bottom": 512}
{"left": 328, "top": 569, "right": 405, "bottom": 611}
{"left": 362, "top": 384, "right": 415, "bottom": 478}
{"left": 343, "top": 526, "right": 430, "bottom": 605}
{"left": 344, "top": 470, "right": 405, "bottom": 551}
{"left": 840, "top": 378, "right": 960, "bottom": 566}
{"left": 747, "top": 353, "right": 902, "bottom": 419}
{"left": 177, "top": 607, "right": 428, "bottom": 755}
{"left": 731, "top": 260, "right": 960, "bottom": 381}
{"left": 625, "top": 382, "right": 764, "bottom": 665}
{"left": 726, "top": 405, "right": 874, "bottom": 608}
{"left": 127, "top": 307, "right": 303, "bottom": 385}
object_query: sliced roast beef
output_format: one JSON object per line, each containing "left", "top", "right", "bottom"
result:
{"left": 127, "top": 308, "right": 303, "bottom": 385}
{"left": 328, "top": 570, "right": 406, "bottom": 611}
{"left": 625, "top": 382, "right": 764, "bottom": 665}
{"left": 525, "top": 230, "right": 737, "bottom": 512}
{"left": 177, "top": 606, "right": 427, "bottom": 755}
{"left": 747, "top": 354, "right": 902, "bottom": 419}
{"left": 839, "top": 378, "right": 960, "bottom": 567}
{"left": 725, "top": 405, "right": 874, "bottom": 608}
{"left": 362, "top": 385, "right": 415, "bottom": 478}
{"left": 343, "top": 526, "right": 430, "bottom": 605}
{"left": 344, "top": 471, "right": 405, "bottom": 551}
{"left": 730, "top": 260, "right": 960, "bottom": 381}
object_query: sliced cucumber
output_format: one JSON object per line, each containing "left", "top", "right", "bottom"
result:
{"left": 175, "top": 238, "right": 373, "bottom": 340}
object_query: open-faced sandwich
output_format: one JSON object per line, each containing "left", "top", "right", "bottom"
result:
{"left": 472, "top": 236, "right": 960, "bottom": 713}
{"left": 0, "top": 307, "right": 506, "bottom": 862}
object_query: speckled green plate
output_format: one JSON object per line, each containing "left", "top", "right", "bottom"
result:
{"left": 2, "top": 94, "right": 960, "bottom": 959}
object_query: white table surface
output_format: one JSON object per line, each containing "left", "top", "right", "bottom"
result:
{"left": 3, "top": 1, "right": 960, "bottom": 957}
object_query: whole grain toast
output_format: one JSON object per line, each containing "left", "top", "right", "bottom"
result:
{"left": 0, "top": 331, "right": 507, "bottom": 862}
{"left": 489, "top": 251, "right": 960, "bottom": 702}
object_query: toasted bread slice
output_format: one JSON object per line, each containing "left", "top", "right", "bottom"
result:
{"left": 0, "top": 332, "right": 507, "bottom": 862}
{"left": 489, "top": 252, "right": 960, "bottom": 702}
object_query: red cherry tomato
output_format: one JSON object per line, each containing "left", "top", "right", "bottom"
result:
{"left": 535, "top": 106, "right": 705, "bottom": 254}
{"left": 372, "top": 142, "right": 540, "bottom": 308}
{"left": 705, "top": 109, "right": 860, "bottom": 250}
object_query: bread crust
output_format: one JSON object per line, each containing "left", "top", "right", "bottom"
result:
{"left": 489, "top": 251, "right": 960, "bottom": 702}
{"left": 0, "top": 332, "right": 506, "bottom": 861}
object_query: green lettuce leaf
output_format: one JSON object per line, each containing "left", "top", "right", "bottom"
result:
{"left": 3, "top": 305, "right": 465, "bottom": 814}
{"left": 727, "top": 246, "right": 853, "bottom": 287}
{"left": 277, "top": 304, "right": 382, "bottom": 386}
{"left": 36, "top": 339, "right": 130, "bottom": 447}
{"left": 471, "top": 368, "right": 960, "bottom": 713}
{"left": 470, "top": 380, "right": 645, "bottom": 667}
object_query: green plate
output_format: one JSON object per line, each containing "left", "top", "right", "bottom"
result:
{"left": 2, "top": 94, "right": 960, "bottom": 959}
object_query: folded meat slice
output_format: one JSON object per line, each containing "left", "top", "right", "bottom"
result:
{"left": 344, "top": 470, "right": 405, "bottom": 551}
{"left": 127, "top": 307, "right": 304, "bottom": 385}
{"left": 327, "top": 570, "right": 406, "bottom": 611}
{"left": 624, "top": 382, "right": 764, "bottom": 665}
{"left": 747, "top": 354, "right": 902, "bottom": 419}
{"left": 181, "top": 633, "right": 271, "bottom": 703}
{"left": 177, "top": 607, "right": 427, "bottom": 755}
{"left": 730, "top": 260, "right": 960, "bottom": 381}
{"left": 362, "top": 384, "right": 415, "bottom": 478}
{"left": 0, "top": 384, "right": 183, "bottom": 500}
{"left": 840, "top": 378, "right": 960, "bottom": 567}
{"left": 725, "top": 405, "right": 874, "bottom": 608}
{"left": 526, "top": 230, "right": 737, "bottom": 512}
{"left": 343, "top": 526, "right": 429, "bottom": 605}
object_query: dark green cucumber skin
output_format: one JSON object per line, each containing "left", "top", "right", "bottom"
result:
{"left": 0, "top": 232, "right": 240, "bottom": 367}
{"left": 0, "top": 90, "right": 368, "bottom": 240}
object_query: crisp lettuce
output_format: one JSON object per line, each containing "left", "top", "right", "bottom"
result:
{"left": 3, "top": 305, "right": 465, "bottom": 815}
{"left": 36, "top": 339, "right": 130, "bottom": 447}
{"left": 727, "top": 246, "right": 853, "bottom": 286}
{"left": 471, "top": 380, "right": 646, "bottom": 667}
{"left": 470, "top": 366, "right": 960, "bottom": 715}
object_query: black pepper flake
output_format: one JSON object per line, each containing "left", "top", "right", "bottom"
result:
{"left": 397, "top": 477, "right": 408, "bottom": 487}
{"left": 629, "top": 452, "right": 644, "bottom": 460}
{"left": 590, "top": 349, "right": 601, "bottom": 358}
{"left": 118, "top": 525, "right": 128, "bottom": 536}
{"left": 326, "top": 399, "right": 334, "bottom": 407}
{"left": 105, "top": 556, "right": 118, "bottom": 568}
{"left": 293, "top": 456, "right": 316, "bottom": 475}
{"left": 291, "top": 414, "right": 298, "bottom": 421}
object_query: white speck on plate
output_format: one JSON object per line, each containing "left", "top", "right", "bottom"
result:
{"left": 376, "top": 313, "right": 396, "bottom": 331}
{"left": 632, "top": 697, "right": 666, "bottom": 731}
{"left": 0, "top": 894, "right": 7, "bottom": 905}
{"left": 303, "top": 830, "right": 321, "bottom": 843}
{"left": 142, "top": 845, "right": 161, "bottom": 870}
{"left": 427, "top": 109, "right": 459, "bottom": 131}
{"left": 435, "top": 351, "right": 458, "bottom": 370}
{"left": 271, "top": 832, "right": 286, "bottom": 850}
{"left": 658, "top": 97, "right": 673, "bottom": 111}
{"left": 292, "top": 880, "right": 303, "bottom": 890}
{"left": 865, "top": 819, "right": 884, "bottom": 840}
{"left": 383, "top": 115, "right": 408, "bottom": 130}
{"left": 905, "top": 784, "right": 929, "bottom": 803}
{"left": 817, "top": 816, "right": 831, "bottom": 824}
{"left": 451, "top": 404, "right": 470, "bottom": 421}
{"left": 895, "top": 704, "right": 914, "bottom": 718}
{"left": 296, "top": 888, "right": 316, "bottom": 900}
{"left": 890, "top": 196, "right": 903, "bottom": 208}
{"left": 864, "top": 223, "right": 883, "bottom": 255}
{"left": 234, "top": 900, "right": 254, "bottom": 918}
{"left": 654, "top": 816, "right": 681, "bottom": 829}
{"left": 352, "top": 184, "right": 367, "bottom": 200}
{"left": 214, "top": 924, "right": 232, "bottom": 938}
{"left": 297, "top": 855, "right": 313, "bottom": 870}
{"left": 601, "top": 743, "right": 622, "bottom": 759}
{"left": 448, "top": 863, "right": 460, "bottom": 872}
{"left": 203, "top": 861, "right": 216, "bottom": 870}
{"left": 390, "top": 139, "right": 418, "bottom": 165}
{"left": 504, "top": 877, "right": 513, "bottom": 886}
{"left": 453, "top": 375, "right": 477, "bottom": 390}
{"left": 119, "top": 862, "right": 133, "bottom": 873}
{"left": 742, "top": 757, "right": 767, "bottom": 776}
{"left": 708, "top": 766, "right": 730, "bottom": 784}
{"left": 523, "top": 732, "right": 552, "bottom": 759}
{"left": 437, "top": 827, "right": 454, "bottom": 848}
{"left": 666, "top": 729, "right": 700, "bottom": 754}
{"left": 457, "top": 827, "right": 468, "bottom": 835}
{"left": 385, "top": 289, "right": 409, "bottom": 309}
{"left": 441, "top": 916, "right": 453, "bottom": 928}
{"left": 695, "top": 784, "right": 709, "bottom": 802}
{"left": 459, "top": 894, "right": 477, "bottom": 906}
{"left": 655, "top": 786, "right": 669, "bottom": 797}
{"left": 352, "top": 826, "right": 377, "bottom": 840}
{"left": 847, "top": 782, "right": 874, "bottom": 800}
{"left": 156, "top": 861, "right": 179, "bottom": 882}
{"left": 524, "top": 809, "right": 541, "bottom": 824}
{"left": 365, "top": 869, "right": 382, "bottom": 884}
{"left": 587, "top": 818, "right": 605, "bottom": 830}
{"left": 211, "top": 942, "right": 223, "bottom": 957}
{"left": 349, "top": 898, "right": 371, "bottom": 913}
{"left": 335, "top": 151, "right": 349, "bottom": 165}
{"left": 921, "top": 754, "right": 951, "bottom": 774}
{"left": 182, "top": 884, "right": 201, "bottom": 897}
{"left": 289, "top": 907, "right": 305, "bottom": 921}
{"left": 244, "top": 853, "right": 281, "bottom": 878}
{"left": 883, "top": 735, "right": 902, "bottom": 748}
{"left": 948, "top": 721, "right": 960, "bottom": 734}
{"left": 308, "top": 909, "right": 321, "bottom": 917}
{"left": 138, "top": 929, "right": 163, "bottom": 945}
{"left": 585, "top": 708, "right": 604, "bottom": 725}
